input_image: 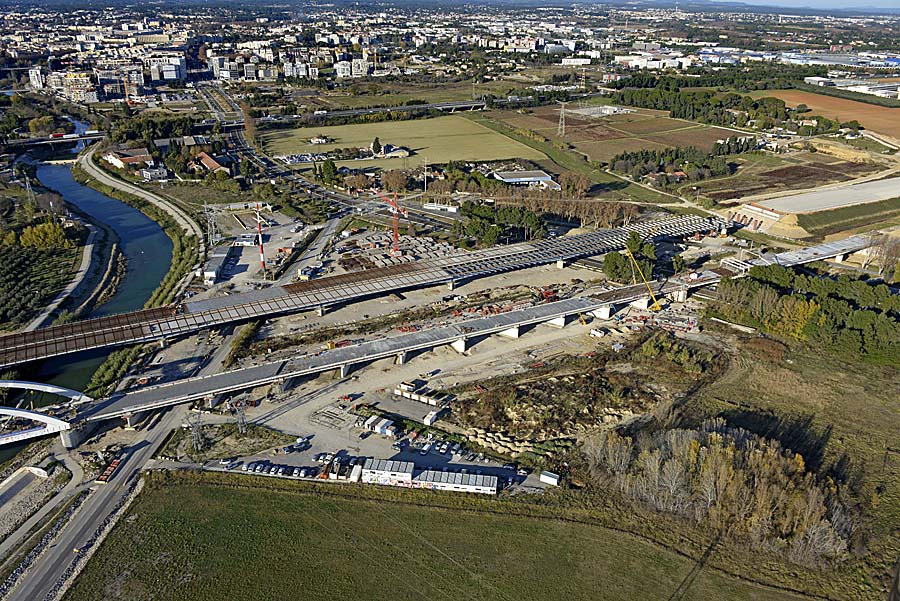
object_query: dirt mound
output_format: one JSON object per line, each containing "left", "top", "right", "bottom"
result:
{"left": 767, "top": 214, "right": 811, "bottom": 239}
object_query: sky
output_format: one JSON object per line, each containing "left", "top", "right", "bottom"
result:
{"left": 736, "top": 0, "right": 900, "bottom": 9}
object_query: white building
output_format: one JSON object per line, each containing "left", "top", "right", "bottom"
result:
{"left": 361, "top": 458, "right": 414, "bottom": 486}
{"left": 351, "top": 58, "right": 370, "bottom": 77}
{"left": 28, "top": 67, "right": 43, "bottom": 90}
{"left": 149, "top": 57, "right": 187, "bottom": 81}
{"left": 361, "top": 458, "right": 498, "bottom": 495}
{"left": 539, "top": 471, "right": 560, "bottom": 486}
{"left": 334, "top": 60, "right": 352, "bottom": 78}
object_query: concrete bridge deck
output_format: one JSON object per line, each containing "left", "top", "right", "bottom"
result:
{"left": 0, "top": 215, "right": 726, "bottom": 368}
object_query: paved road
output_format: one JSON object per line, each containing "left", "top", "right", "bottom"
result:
{"left": 758, "top": 174, "right": 900, "bottom": 213}
{"left": 6, "top": 406, "right": 185, "bottom": 601}
{"left": 276, "top": 218, "right": 340, "bottom": 286}
{"left": 78, "top": 147, "right": 205, "bottom": 244}
{"left": 0, "top": 450, "right": 85, "bottom": 562}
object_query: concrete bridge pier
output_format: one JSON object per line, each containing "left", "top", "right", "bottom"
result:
{"left": 338, "top": 363, "right": 353, "bottom": 378}
{"left": 60, "top": 423, "right": 93, "bottom": 449}
{"left": 834, "top": 253, "right": 847, "bottom": 263}
{"left": 274, "top": 377, "right": 298, "bottom": 394}
{"left": 592, "top": 305, "right": 615, "bottom": 320}
{"left": 497, "top": 326, "right": 521, "bottom": 339}
{"left": 123, "top": 412, "right": 148, "bottom": 429}
{"left": 670, "top": 287, "right": 688, "bottom": 303}
{"left": 630, "top": 297, "right": 652, "bottom": 310}
{"left": 396, "top": 351, "right": 408, "bottom": 365}
{"left": 450, "top": 337, "right": 469, "bottom": 354}
{"left": 316, "top": 306, "right": 327, "bottom": 317}
{"left": 547, "top": 314, "right": 572, "bottom": 328}
{"left": 447, "top": 280, "right": 456, "bottom": 291}
{"left": 556, "top": 259, "right": 567, "bottom": 269}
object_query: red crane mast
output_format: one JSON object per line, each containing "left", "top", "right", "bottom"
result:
{"left": 374, "top": 191, "right": 408, "bottom": 256}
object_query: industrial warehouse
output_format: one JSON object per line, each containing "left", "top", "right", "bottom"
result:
{"left": 361, "top": 458, "right": 499, "bottom": 495}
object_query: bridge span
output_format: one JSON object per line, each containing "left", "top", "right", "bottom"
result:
{"left": 0, "top": 214, "right": 727, "bottom": 368}
{"left": 0, "top": 233, "right": 872, "bottom": 447}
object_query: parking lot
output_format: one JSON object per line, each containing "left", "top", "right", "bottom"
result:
{"left": 204, "top": 417, "right": 547, "bottom": 493}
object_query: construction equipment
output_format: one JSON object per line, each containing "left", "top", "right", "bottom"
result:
{"left": 374, "top": 191, "right": 408, "bottom": 256}
{"left": 122, "top": 75, "right": 135, "bottom": 105}
{"left": 578, "top": 313, "right": 588, "bottom": 326}
{"left": 624, "top": 246, "right": 662, "bottom": 311}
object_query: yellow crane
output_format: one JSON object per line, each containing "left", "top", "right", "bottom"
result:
{"left": 624, "top": 245, "right": 663, "bottom": 312}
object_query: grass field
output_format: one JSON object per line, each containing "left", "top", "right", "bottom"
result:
{"left": 465, "top": 114, "right": 677, "bottom": 204}
{"left": 260, "top": 116, "right": 547, "bottom": 168}
{"left": 796, "top": 195, "right": 900, "bottom": 236}
{"left": 491, "top": 105, "right": 738, "bottom": 164}
{"left": 690, "top": 338, "right": 900, "bottom": 598}
{"left": 315, "top": 80, "right": 515, "bottom": 110}
{"left": 748, "top": 90, "right": 900, "bottom": 138}
{"left": 64, "top": 474, "right": 806, "bottom": 601}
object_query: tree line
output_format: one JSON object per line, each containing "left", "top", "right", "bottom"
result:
{"left": 450, "top": 200, "right": 545, "bottom": 246}
{"left": 609, "top": 136, "right": 757, "bottom": 186}
{"left": 711, "top": 264, "right": 900, "bottom": 367}
{"left": 583, "top": 416, "right": 854, "bottom": 567}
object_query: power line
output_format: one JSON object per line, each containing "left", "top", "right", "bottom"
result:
{"left": 557, "top": 101, "right": 568, "bottom": 138}
{"left": 189, "top": 412, "right": 204, "bottom": 451}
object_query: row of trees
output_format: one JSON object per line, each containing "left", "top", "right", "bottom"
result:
{"left": 613, "top": 65, "right": 827, "bottom": 94}
{"left": 711, "top": 264, "right": 900, "bottom": 367}
{"left": 611, "top": 86, "right": 853, "bottom": 136}
{"left": 583, "top": 418, "right": 853, "bottom": 566}
{"left": 451, "top": 200, "right": 545, "bottom": 246}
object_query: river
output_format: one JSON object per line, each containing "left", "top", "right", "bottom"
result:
{"left": 0, "top": 158, "right": 173, "bottom": 462}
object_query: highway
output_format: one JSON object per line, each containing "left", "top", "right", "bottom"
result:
{"left": 5, "top": 406, "right": 185, "bottom": 601}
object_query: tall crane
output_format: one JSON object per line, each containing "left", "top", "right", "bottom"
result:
{"left": 624, "top": 245, "right": 662, "bottom": 311}
{"left": 375, "top": 191, "right": 408, "bottom": 256}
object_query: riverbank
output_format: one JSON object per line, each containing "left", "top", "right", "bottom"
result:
{"left": 73, "top": 149, "right": 203, "bottom": 306}
{"left": 31, "top": 163, "right": 175, "bottom": 401}
{"left": 67, "top": 151, "right": 202, "bottom": 398}
{"left": 25, "top": 179, "right": 125, "bottom": 330}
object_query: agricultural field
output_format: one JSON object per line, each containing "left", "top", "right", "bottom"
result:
{"left": 64, "top": 473, "right": 806, "bottom": 601}
{"left": 0, "top": 247, "right": 78, "bottom": 331}
{"left": 260, "top": 116, "right": 547, "bottom": 168}
{"left": 796, "top": 196, "right": 900, "bottom": 236}
{"left": 491, "top": 105, "right": 738, "bottom": 164}
{"left": 748, "top": 90, "right": 900, "bottom": 139}
{"left": 679, "top": 151, "right": 882, "bottom": 203}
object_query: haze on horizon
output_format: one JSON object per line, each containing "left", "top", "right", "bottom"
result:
{"left": 735, "top": 0, "right": 900, "bottom": 9}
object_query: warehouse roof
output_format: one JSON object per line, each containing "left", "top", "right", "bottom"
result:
{"left": 492, "top": 170, "right": 553, "bottom": 183}
{"left": 363, "top": 458, "right": 414, "bottom": 475}
{"left": 415, "top": 469, "right": 498, "bottom": 489}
